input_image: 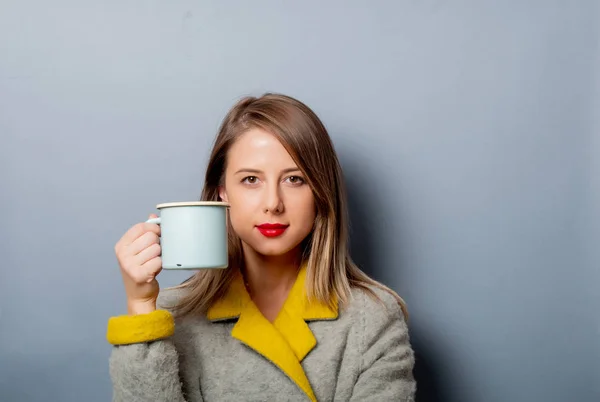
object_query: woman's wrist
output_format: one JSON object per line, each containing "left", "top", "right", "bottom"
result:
{"left": 127, "top": 299, "right": 157, "bottom": 315}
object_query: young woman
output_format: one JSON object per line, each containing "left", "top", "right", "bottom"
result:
{"left": 107, "top": 93, "right": 416, "bottom": 401}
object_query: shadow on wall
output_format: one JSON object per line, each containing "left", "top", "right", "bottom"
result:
{"left": 342, "top": 153, "right": 453, "bottom": 402}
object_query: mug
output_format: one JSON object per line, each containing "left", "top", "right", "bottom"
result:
{"left": 146, "top": 201, "right": 229, "bottom": 269}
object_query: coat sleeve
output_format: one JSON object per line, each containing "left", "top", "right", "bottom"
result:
{"left": 349, "top": 291, "right": 416, "bottom": 401}
{"left": 107, "top": 309, "right": 199, "bottom": 402}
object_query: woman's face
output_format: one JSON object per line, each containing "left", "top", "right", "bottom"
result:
{"left": 219, "top": 128, "right": 316, "bottom": 258}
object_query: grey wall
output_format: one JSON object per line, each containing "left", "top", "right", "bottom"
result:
{"left": 1, "top": 1, "right": 598, "bottom": 401}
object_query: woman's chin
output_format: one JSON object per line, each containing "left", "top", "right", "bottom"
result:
{"left": 253, "top": 245, "right": 294, "bottom": 257}
{"left": 244, "top": 239, "right": 300, "bottom": 258}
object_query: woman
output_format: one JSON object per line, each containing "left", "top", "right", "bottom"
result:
{"left": 107, "top": 93, "right": 416, "bottom": 401}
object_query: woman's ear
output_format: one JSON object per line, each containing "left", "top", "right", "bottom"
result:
{"left": 218, "top": 185, "right": 229, "bottom": 202}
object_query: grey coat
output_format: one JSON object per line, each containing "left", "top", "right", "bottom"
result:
{"left": 108, "top": 270, "right": 416, "bottom": 402}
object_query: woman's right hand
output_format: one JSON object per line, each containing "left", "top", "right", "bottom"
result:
{"left": 114, "top": 214, "right": 162, "bottom": 315}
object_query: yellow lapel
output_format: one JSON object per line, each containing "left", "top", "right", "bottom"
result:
{"left": 206, "top": 265, "right": 338, "bottom": 402}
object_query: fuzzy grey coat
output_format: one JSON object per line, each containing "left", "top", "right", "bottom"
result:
{"left": 108, "top": 280, "right": 416, "bottom": 402}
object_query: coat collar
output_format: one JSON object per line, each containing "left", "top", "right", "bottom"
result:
{"left": 207, "top": 264, "right": 338, "bottom": 322}
{"left": 206, "top": 265, "right": 338, "bottom": 402}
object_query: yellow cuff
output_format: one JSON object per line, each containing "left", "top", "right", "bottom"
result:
{"left": 106, "top": 310, "right": 175, "bottom": 345}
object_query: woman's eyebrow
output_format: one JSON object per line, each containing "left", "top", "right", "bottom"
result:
{"left": 234, "top": 168, "right": 262, "bottom": 175}
{"left": 234, "top": 167, "right": 300, "bottom": 175}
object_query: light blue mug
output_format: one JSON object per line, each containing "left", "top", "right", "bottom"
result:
{"left": 146, "top": 201, "right": 229, "bottom": 269}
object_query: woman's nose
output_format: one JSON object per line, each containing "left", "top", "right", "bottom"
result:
{"left": 263, "top": 183, "right": 284, "bottom": 214}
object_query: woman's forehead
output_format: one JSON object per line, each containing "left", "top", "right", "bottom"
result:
{"left": 227, "top": 128, "right": 297, "bottom": 170}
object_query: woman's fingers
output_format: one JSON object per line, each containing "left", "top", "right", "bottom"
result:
{"left": 129, "top": 231, "right": 160, "bottom": 256}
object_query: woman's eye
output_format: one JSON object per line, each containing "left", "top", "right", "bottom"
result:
{"left": 242, "top": 176, "right": 259, "bottom": 184}
{"left": 286, "top": 176, "right": 305, "bottom": 185}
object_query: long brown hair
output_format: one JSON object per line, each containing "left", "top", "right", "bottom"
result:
{"left": 171, "top": 93, "right": 407, "bottom": 319}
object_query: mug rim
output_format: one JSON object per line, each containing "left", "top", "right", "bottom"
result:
{"left": 156, "top": 201, "right": 230, "bottom": 209}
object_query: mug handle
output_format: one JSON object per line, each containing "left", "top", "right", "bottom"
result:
{"left": 146, "top": 217, "right": 161, "bottom": 224}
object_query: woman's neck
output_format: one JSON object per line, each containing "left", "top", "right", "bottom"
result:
{"left": 241, "top": 243, "right": 301, "bottom": 321}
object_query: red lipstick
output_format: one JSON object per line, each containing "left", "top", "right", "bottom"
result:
{"left": 256, "top": 223, "right": 289, "bottom": 238}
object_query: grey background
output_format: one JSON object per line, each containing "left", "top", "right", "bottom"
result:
{"left": 1, "top": 1, "right": 598, "bottom": 401}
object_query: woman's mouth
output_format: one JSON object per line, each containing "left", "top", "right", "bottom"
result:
{"left": 256, "top": 223, "right": 289, "bottom": 238}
